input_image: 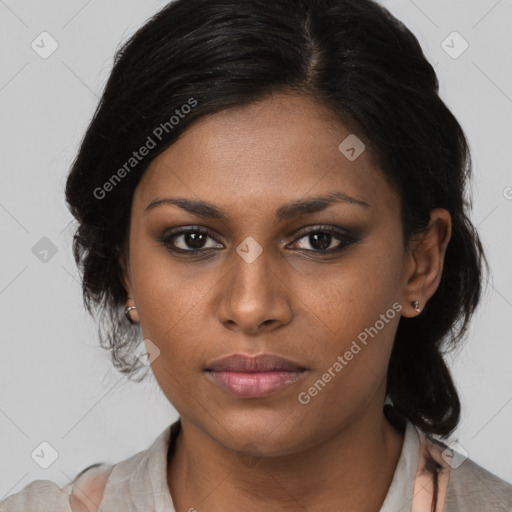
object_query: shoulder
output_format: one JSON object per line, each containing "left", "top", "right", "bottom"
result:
{"left": 68, "top": 463, "right": 114, "bottom": 512}
{"left": 0, "top": 423, "right": 176, "bottom": 512}
{"left": 0, "top": 431, "right": 163, "bottom": 512}
{"left": 0, "top": 478, "right": 75, "bottom": 512}
{"left": 0, "top": 450, "right": 148, "bottom": 512}
{"left": 410, "top": 422, "right": 512, "bottom": 512}
{"left": 0, "top": 463, "right": 114, "bottom": 512}
{"left": 445, "top": 457, "right": 512, "bottom": 511}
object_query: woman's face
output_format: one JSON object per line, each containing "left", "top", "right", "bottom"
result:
{"left": 122, "top": 92, "right": 431, "bottom": 456}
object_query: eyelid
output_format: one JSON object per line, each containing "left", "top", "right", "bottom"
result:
{"left": 158, "top": 223, "right": 358, "bottom": 255}
{"left": 160, "top": 225, "right": 223, "bottom": 250}
{"left": 286, "top": 224, "right": 358, "bottom": 251}
{"left": 288, "top": 224, "right": 354, "bottom": 242}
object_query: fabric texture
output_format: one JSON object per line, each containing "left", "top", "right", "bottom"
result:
{"left": 1, "top": 416, "right": 511, "bottom": 511}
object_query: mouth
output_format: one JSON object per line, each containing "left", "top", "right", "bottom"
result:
{"left": 205, "top": 353, "right": 308, "bottom": 398}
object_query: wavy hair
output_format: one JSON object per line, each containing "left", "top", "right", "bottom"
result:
{"left": 65, "top": 0, "right": 489, "bottom": 440}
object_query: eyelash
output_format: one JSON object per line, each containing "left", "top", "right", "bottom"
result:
{"left": 157, "top": 225, "right": 359, "bottom": 257}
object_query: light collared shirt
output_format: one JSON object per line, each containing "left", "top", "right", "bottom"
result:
{"left": 2, "top": 416, "right": 512, "bottom": 511}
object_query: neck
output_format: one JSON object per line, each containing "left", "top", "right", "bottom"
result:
{"left": 167, "top": 402, "right": 404, "bottom": 512}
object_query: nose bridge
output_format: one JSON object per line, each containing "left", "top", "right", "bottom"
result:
{"left": 230, "top": 244, "right": 275, "bottom": 309}
{"left": 218, "top": 241, "right": 291, "bottom": 331}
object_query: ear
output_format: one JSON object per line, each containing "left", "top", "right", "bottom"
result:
{"left": 119, "top": 252, "right": 135, "bottom": 299}
{"left": 119, "top": 252, "right": 141, "bottom": 324}
{"left": 400, "top": 208, "right": 452, "bottom": 318}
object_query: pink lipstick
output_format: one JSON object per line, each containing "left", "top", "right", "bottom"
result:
{"left": 205, "top": 353, "right": 307, "bottom": 398}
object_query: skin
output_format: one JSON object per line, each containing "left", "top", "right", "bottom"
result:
{"left": 121, "top": 92, "right": 452, "bottom": 512}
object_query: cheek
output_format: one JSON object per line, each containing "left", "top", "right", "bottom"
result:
{"left": 129, "top": 229, "right": 206, "bottom": 328}
{"left": 127, "top": 242, "right": 204, "bottom": 366}
{"left": 291, "top": 246, "right": 402, "bottom": 345}
{"left": 288, "top": 246, "right": 403, "bottom": 396}
{"left": 294, "top": 279, "right": 400, "bottom": 425}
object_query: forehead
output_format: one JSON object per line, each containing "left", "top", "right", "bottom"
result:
{"left": 133, "top": 93, "right": 397, "bottom": 217}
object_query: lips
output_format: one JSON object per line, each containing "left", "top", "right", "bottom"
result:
{"left": 205, "top": 353, "right": 308, "bottom": 398}
{"left": 205, "top": 353, "right": 306, "bottom": 372}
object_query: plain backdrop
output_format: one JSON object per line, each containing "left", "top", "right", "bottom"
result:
{"left": 1, "top": 0, "right": 511, "bottom": 499}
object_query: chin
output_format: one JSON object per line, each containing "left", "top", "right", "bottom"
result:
{"left": 204, "top": 408, "right": 314, "bottom": 457}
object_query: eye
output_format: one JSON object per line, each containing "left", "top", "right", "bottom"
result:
{"left": 288, "top": 226, "right": 358, "bottom": 254}
{"left": 158, "top": 225, "right": 359, "bottom": 257}
{"left": 158, "top": 226, "right": 223, "bottom": 254}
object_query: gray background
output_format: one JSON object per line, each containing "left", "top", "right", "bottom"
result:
{"left": 1, "top": 0, "right": 511, "bottom": 499}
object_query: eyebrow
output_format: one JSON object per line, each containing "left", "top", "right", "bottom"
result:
{"left": 144, "top": 191, "right": 370, "bottom": 221}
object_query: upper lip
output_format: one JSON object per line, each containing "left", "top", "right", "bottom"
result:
{"left": 205, "top": 353, "right": 307, "bottom": 372}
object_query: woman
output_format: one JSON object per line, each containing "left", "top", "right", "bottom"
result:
{"left": 2, "top": 0, "right": 511, "bottom": 510}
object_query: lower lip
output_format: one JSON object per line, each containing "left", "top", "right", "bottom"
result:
{"left": 207, "top": 370, "right": 306, "bottom": 398}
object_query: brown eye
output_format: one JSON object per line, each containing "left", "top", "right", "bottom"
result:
{"left": 288, "top": 226, "right": 359, "bottom": 254}
{"left": 157, "top": 224, "right": 359, "bottom": 258}
{"left": 158, "top": 227, "right": 223, "bottom": 254}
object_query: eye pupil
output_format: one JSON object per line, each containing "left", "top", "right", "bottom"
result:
{"left": 310, "top": 232, "right": 331, "bottom": 251}
{"left": 186, "top": 232, "right": 207, "bottom": 249}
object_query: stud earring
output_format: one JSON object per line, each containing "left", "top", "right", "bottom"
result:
{"left": 125, "top": 306, "right": 137, "bottom": 324}
{"left": 412, "top": 300, "right": 422, "bottom": 313}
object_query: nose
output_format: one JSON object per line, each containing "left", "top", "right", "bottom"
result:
{"left": 216, "top": 249, "right": 293, "bottom": 334}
